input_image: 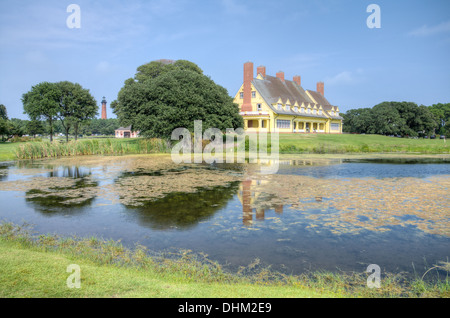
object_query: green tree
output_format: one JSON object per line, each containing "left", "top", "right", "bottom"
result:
{"left": 22, "top": 82, "right": 61, "bottom": 141}
{"left": 429, "top": 103, "right": 450, "bottom": 137}
{"left": 57, "top": 81, "right": 98, "bottom": 141}
{"left": 368, "top": 102, "right": 406, "bottom": 135}
{"left": 134, "top": 59, "right": 203, "bottom": 83}
{"left": 0, "top": 104, "right": 7, "bottom": 120}
{"left": 26, "top": 120, "right": 46, "bottom": 138}
{"left": 0, "top": 104, "right": 9, "bottom": 141}
{"left": 112, "top": 60, "right": 243, "bottom": 139}
{"left": 342, "top": 108, "right": 372, "bottom": 133}
{"left": 9, "top": 118, "right": 27, "bottom": 137}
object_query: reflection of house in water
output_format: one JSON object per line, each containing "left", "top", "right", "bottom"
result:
{"left": 237, "top": 158, "right": 343, "bottom": 226}
{"left": 237, "top": 179, "right": 283, "bottom": 227}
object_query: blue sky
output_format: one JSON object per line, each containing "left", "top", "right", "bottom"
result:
{"left": 1, "top": 0, "right": 449, "bottom": 119}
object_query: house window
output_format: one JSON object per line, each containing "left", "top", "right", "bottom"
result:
{"left": 313, "top": 109, "right": 317, "bottom": 114}
{"left": 307, "top": 108, "right": 311, "bottom": 114}
{"left": 239, "top": 92, "right": 243, "bottom": 99}
{"left": 252, "top": 91, "right": 256, "bottom": 98}
{"left": 331, "top": 123, "right": 340, "bottom": 131}
{"left": 276, "top": 119, "right": 291, "bottom": 129}
{"left": 319, "top": 110, "right": 322, "bottom": 115}
{"left": 294, "top": 106, "right": 298, "bottom": 112}
{"left": 277, "top": 103, "right": 282, "bottom": 110}
{"left": 331, "top": 111, "right": 335, "bottom": 116}
{"left": 300, "top": 107, "right": 304, "bottom": 113}
{"left": 257, "top": 104, "right": 262, "bottom": 111}
{"left": 285, "top": 105, "right": 290, "bottom": 111}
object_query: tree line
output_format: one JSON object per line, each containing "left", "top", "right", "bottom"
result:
{"left": 2, "top": 59, "right": 243, "bottom": 142}
{"left": 0, "top": 102, "right": 119, "bottom": 141}
{"left": 342, "top": 102, "right": 450, "bottom": 137}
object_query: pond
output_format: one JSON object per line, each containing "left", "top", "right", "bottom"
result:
{"left": 0, "top": 155, "right": 449, "bottom": 279}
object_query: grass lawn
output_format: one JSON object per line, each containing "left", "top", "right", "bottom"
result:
{"left": 0, "top": 142, "right": 22, "bottom": 161}
{"left": 278, "top": 134, "right": 449, "bottom": 154}
{"left": 0, "top": 238, "right": 338, "bottom": 298}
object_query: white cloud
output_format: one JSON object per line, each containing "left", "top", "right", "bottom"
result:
{"left": 408, "top": 20, "right": 450, "bottom": 37}
{"left": 325, "top": 69, "right": 364, "bottom": 86}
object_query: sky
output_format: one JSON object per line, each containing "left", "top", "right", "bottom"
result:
{"left": 0, "top": 0, "right": 449, "bottom": 120}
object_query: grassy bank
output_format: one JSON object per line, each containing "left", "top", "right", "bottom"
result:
{"left": 2, "top": 134, "right": 448, "bottom": 161}
{"left": 0, "top": 142, "right": 22, "bottom": 161}
{"left": 0, "top": 223, "right": 448, "bottom": 298}
{"left": 278, "top": 134, "right": 449, "bottom": 154}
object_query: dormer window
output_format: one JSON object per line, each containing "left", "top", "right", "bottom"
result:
{"left": 294, "top": 106, "right": 298, "bottom": 112}
{"left": 319, "top": 110, "right": 322, "bottom": 115}
{"left": 331, "top": 111, "right": 335, "bottom": 116}
{"left": 285, "top": 105, "right": 290, "bottom": 111}
{"left": 307, "top": 108, "right": 311, "bottom": 114}
{"left": 313, "top": 109, "right": 317, "bottom": 114}
{"left": 277, "top": 103, "right": 282, "bottom": 110}
{"left": 300, "top": 107, "right": 304, "bottom": 113}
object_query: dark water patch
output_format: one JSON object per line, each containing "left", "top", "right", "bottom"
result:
{"left": 123, "top": 182, "right": 240, "bottom": 230}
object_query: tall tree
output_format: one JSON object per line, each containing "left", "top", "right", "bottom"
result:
{"left": 56, "top": 81, "right": 97, "bottom": 141}
{"left": 112, "top": 60, "right": 243, "bottom": 139}
{"left": 22, "top": 82, "right": 61, "bottom": 141}
{"left": 0, "top": 104, "right": 8, "bottom": 120}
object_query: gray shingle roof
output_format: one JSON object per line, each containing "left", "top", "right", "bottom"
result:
{"left": 252, "top": 75, "right": 330, "bottom": 119}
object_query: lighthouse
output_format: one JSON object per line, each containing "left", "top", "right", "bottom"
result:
{"left": 101, "top": 96, "right": 107, "bottom": 119}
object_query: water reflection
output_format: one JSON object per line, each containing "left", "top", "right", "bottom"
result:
{"left": 23, "top": 167, "right": 98, "bottom": 215}
{"left": 124, "top": 182, "right": 240, "bottom": 230}
{"left": 0, "top": 163, "right": 10, "bottom": 181}
{"left": 47, "top": 166, "right": 91, "bottom": 179}
{"left": 0, "top": 155, "right": 448, "bottom": 278}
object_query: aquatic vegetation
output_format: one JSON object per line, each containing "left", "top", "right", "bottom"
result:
{"left": 242, "top": 173, "right": 450, "bottom": 237}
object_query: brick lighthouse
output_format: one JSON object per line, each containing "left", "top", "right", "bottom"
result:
{"left": 101, "top": 96, "right": 107, "bottom": 119}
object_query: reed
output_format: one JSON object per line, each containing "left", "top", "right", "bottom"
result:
{"left": 14, "top": 138, "right": 171, "bottom": 160}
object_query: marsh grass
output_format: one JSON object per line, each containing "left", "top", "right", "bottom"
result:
{"left": 0, "top": 222, "right": 448, "bottom": 298}
{"left": 14, "top": 138, "right": 171, "bottom": 160}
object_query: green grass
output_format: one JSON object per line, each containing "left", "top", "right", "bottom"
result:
{"left": 0, "top": 142, "right": 22, "bottom": 161}
{"left": 0, "top": 222, "right": 448, "bottom": 298}
{"left": 278, "top": 134, "right": 449, "bottom": 154}
{"left": 1, "top": 134, "right": 449, "bottom": 161}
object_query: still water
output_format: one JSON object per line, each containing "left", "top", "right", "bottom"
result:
{"left": 0, "top": 155, "right": 449, "bottom": 278}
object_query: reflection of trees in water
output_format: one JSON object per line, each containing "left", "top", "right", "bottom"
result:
{"left": 125, "top": 182, "right": 240, "bottom": 230}
{"left": 0, "top": 163, "right": 10, "bottom": 182}
{"left": 24, "top": 177, "right": 97, "bottom": 216}
{"left": 47, "top": 166, "right": 91, "bottom": 179}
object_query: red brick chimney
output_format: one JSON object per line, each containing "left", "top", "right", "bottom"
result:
{"left": 101, "top": 96, "right": 107, "bottom": 119}
{"left": 241, "top": 62, "right": 253, "bottom": 112}
{"left": 293, "top": 75, "right": 301, "bottom": 86}
{"left": 317, "top": 82, "right": 324, "bottom": 96}
{"left": 257, "top": 65, "right": 266, "bottom": 78}
{"left": 276, "top": 71, "right": 285, "bottom": 82}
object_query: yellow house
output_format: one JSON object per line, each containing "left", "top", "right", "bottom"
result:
{"left": 233, "top": 62, "right": 343, "bottom": 133}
